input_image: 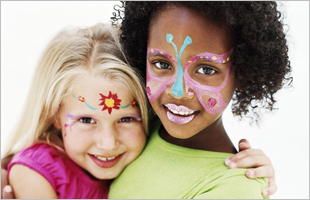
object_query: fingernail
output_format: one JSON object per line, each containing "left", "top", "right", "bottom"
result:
{"left": 229, "top": 162, "right": 237, "bottom": 169}
{"left": 225, "top": 157, "right": 231, "bottom": 166}
{"left": 246, "top": 169, "right": 254, "bottom": 178}
{"left": 263, "top": 190, "right": 268, "bottom": 196}
{"left": 4, "top": 185, "right": 12, "bottom": 193}
{"left": 239, "top": 142, "right": 247, "bottom": 147}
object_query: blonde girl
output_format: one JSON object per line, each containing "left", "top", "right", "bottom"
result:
{"left": 4, "top": 23, "right": 148, "bottom": 199}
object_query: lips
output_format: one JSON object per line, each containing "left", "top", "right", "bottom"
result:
{"left": 164, "top": 104, "right": 198, "bottom": 124}
{"left": 89, "top": 153, "right": 124, "bottom": 168}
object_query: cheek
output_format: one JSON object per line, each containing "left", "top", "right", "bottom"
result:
{"left": 62, "top": 125, "right": 94, "bottom": 152}
{"left": 146, "top": 63, "right": 176, "bottom": 103}
{"left": 120, "top": 125, "right": 146, "bottom": 152}
{"left": 220, "top": 74, "right": 236, "bottom": 102}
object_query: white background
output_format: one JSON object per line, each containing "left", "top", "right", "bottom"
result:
{"left": 1, "top": 1, "right": 309, "bottom": 199}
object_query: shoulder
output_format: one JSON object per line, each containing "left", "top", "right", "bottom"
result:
{"left": 8, "top": 142, "right": 68, "bottom": 191}
{"left": 196, "top": 169, "right": 268, "bottom": 199}
{"left": 9, "top": 164, "right": 58, "bottom": 198}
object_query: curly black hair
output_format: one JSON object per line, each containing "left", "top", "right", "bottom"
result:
{"left": 112, "top": 1, "right": 292, "bottom": 122}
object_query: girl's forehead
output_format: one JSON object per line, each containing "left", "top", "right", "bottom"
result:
{"left": 68, "top": 76, "right": 133, "bottom": 105}
{"left": 148, "top": 6, "right": 233, "bottom": 55}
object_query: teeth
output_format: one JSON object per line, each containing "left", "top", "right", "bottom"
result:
{"left": 94, "top": 155, "right": 118, "bottom": 161}
{"left": 167, "top": 108, "right": 195, "bottom": 116}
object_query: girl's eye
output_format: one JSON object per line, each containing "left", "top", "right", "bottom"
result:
{"left": 118, "top": 117, "right": 141, "bottom": 123}
{"left": 154, "top": 61, "right": 171, "bottom": 70}
{"left": 196, "top": 66, "right": 217, "bottom": 75}
{"left": 79, "top": 117, "right": 96, "bottom": 124}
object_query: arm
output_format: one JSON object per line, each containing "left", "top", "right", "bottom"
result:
{"left": 225, "top": 139, "right": 276, "bottom": 196}
{"left": 1, "top": 156, "right": 15, "bottom": 199}
{"left": 9, "top": 164, "right": 58, "bottom": 199}
{"left": 194, "top": 173, "right": 268, "bottom": 199}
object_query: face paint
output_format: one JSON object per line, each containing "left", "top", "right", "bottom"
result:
{"left": 183, "top": 49, "right": 233, "bottom": 114}
{"left": 73, "top": 95, "right": 98, "bottom": 110}
{"left": 146, "top": 48, "right": 177, "bottom": 102}
{"left": 64, "top": 112, "right": 78, "bottom": 137}
{"left": 146, "top": 33, "right": 233, "bottom": 114}
{"left": 99, "top": 91, "right": 122, "bottom": 114}
{"left": 166, "top": 34, "right": 192, "bottom": 97}
{"left": 120, "top": 99, "right": 138, "bottom": 108}
{"left": 73, "top": 93, "right": 137, "bottom": 114}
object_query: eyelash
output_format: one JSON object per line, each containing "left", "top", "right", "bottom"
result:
{"left": 196, "top": 66, "right": 218, "bottom": 75}
{"left": 152, "top": 60, "right": 218, "bottom": 75}
{"left": 79, "top": 117, "right": 96, "bottom": 124}
{"left": 118, "top": 117, "right": 141, "bottom": 123}
{"left": 153, "top": 61, "right": 171, "bottom": 70}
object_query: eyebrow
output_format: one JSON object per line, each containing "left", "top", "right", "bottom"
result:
{"left": 66, "top": 111, "right": 98, "bottom": 121}
{"left": 183, "top": 48, "right": 234, "bottom": 67}
{"left": 147, "top": 48, "right": 177, "bottom": 63}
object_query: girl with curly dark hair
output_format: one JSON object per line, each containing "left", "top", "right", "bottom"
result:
{"left": 109, "top": 1, "right": 291, "bottom": 199}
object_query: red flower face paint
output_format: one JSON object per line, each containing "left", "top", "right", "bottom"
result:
{"left": 78, "top": 96, "right": 85, "bottom": 102}
{"left": 99, "top": 91, "right": 122, "bottom": 114}
{"left": 131, "top": 99, "right": 137, "bottom": 108}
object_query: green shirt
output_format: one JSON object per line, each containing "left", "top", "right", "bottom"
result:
{"left": 109, "top": 124, "right": 268, "bottom": 199}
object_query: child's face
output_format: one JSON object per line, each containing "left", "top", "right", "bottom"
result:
{"left": 56, "top": 75, "right": 146, "bottom": 179}
{"left": 146, "top": 6, "right": 236, "bottom": 139}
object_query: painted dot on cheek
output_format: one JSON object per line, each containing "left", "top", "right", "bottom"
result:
{"left": 147, "top": 86, "right": 152, "bottom": 96}
{"left": 207, "top": 98, "right": 217, "bottom": 108}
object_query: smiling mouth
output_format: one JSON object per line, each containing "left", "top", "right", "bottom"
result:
{"left": 93, "top": 154, "right": 119, "bottom": 161}
{"left": 89, "top": 153, "right": 124, "bottom": 168}
{"left": 164, "top": 104, "right": 198, "bottom": 124}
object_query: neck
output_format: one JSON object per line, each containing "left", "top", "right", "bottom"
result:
{"left": 159, "top": 117, "right": 237, "bottom": 153}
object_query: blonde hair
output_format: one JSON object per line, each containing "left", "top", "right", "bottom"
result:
{"left": 3, "top": 23, "right": 148, "bottom": 157}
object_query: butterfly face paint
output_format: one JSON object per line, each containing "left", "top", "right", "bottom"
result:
{"left": 73, "top": 92, "right": 137, "bottom": 114}
{"left": 146, "top": 33, "right": 233, "bottom": 114}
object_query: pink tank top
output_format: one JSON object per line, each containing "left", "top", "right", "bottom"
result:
{"left": 8, "top": 143, "right": 109, "bottom": 199}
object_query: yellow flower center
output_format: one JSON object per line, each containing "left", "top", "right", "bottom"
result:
{"left": 105, "top": 98, "right": 115, "bottom": 108}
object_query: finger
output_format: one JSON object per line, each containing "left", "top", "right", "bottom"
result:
{"left": 226, "top": 154, "right": 271, "bottom": 169}
{"left": 238, "top": 138, "right": 251, "bottom": 151}
{"left": 2, "top": 185, "right": 14, "bottom": 199}
{"left": 225, "top": 149, "right": 267, "bottom": 167}
{"left": 246, "top": 166, "right": 274, "bottom": 179}
{"left": 227, "top": 148, "right": 265, "bottom": 162}
{"left": 263, "top": 177, "right": 277, "bottom": 196}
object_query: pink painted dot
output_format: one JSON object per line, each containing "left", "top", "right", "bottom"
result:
{"left": 207, "top": 98, "right": 217, "bottom": 108}
{"left": 147, "top": 86, "right": 152, "bottom": 96}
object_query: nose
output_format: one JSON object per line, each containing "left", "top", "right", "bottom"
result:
{"left": 96, "top": 126, "right": 119, "bottom": 150}
{"left": 167, "top": 78, "right": 195, "bottom": 100}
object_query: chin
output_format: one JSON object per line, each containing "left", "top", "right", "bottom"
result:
{"left": 95, "top": 171, "right": 118, "bottom": 180}
{"left": 163, "top": 123, "right": 199, "bottom": 139}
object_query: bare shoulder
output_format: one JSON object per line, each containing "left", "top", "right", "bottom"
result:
{"left": 9, "top": 164, "right": 58, "bottom": 199}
